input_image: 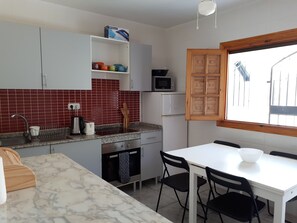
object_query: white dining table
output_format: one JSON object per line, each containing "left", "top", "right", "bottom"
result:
{"left": 167, "top": 143, "right": 297, "bottom": 223}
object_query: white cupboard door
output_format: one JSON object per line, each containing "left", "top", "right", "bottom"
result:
{"left": 0, "top": 21, "right": 42, "bottom": 89}
{"left": 162, "top": 115, "right": 187, "bottom": 152}
{"left": 16, "top": 146, "right": 50, "bottom": 158}
{"left": 51, "top": 140, "right": 101, "bottom": 177}
{"left": 162, "top": 93, "right": 186, "bottom": 115}
{"left": 141, "top": 142, "right": 162, "bottom": 181}
{"left": 40, "top": 28, "right": 91, "bottom": 90}
{"left": 121, "top": 42, "right": 152, "bottom": 91}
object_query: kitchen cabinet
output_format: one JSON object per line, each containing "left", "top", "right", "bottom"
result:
{"left": 51, "top": 139, "right": 101, "bottom": 176}
{"left": 91, "top": 36, "right": 152, "bottom": 91}
{"left": 120, "top": 42, "right": 152, "bottom": 91}
{"left": 186, "top": 49, "right": 227, "bottom": 120}
{"left": 140, "top": 131, "right": 162, "bottom": 188}
{"left": 16, "top": 145, "right": 50, "bottom": 158}
{"left": 91, "top": 36, "right": 129, "bottom": 79}
{"left": 0, "top": 21, "right": 91, "bottom": 90}
{"left": 0, "top": 21, "right": 42, "bottom": 89}
{"left": 40, "top": 28, "right": 91, "bottom": 90}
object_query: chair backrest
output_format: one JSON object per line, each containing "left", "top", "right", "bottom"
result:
{"left": 214, "top": 140, "right": 240, "bottom": 148}
{"left": 270, "top": 151, "right": 297, "bottom": 200}
{"left": 160, "top": 151, "right": 189, "bottom": 172}
{"left": 270, "top": 151, "right": 297, "bottom": 160}
{"left": 205, "top": 166, "right": 254, "bottom": 197}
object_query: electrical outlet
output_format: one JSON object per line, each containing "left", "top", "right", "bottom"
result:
{"left": 68, "top": 103, "right": 80, "bottom": 110}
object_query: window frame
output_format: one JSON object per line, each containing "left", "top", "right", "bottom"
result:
{"left": 217, "top": 28, "right": 297, "bottom": 137}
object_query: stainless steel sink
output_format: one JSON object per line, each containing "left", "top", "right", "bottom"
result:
{"left": 38, "top": 135, "right": 73, "bottom": 143}
{"left": 0, "top": 136, "right": 29, "bottom": 147}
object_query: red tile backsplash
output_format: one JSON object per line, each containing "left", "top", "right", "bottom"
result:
{"left": 0, "top": 79, "right": 140, "bottom": 133}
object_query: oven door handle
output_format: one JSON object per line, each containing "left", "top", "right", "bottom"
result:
{"left": 109, "top": 154, "right": 118, "bottom": 158}
{"left": 108, "top": 151, "right": 138, "bottom": 158}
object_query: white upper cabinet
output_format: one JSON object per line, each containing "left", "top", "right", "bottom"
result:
{"left": 40, "top": 28, "right": 91, "bottom": 90}
{"left": 120, "top": 42, "right": 152, "bottom": 91}
{"left": 91, "top": 36, "right": 129, "bottom": 78}
{"left": 0, "top": 21, "right": 91, "bottom": 90}
{"left": 91, "top": 36, "right": 152, "bottom": 91}
{"left": 0, "top": 21, "right": 42, "bottom": 89}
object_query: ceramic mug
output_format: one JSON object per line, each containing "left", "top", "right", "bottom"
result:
{"left": 29, "top": 126, "right": 40, "bottom": 136}
{"left": 84, "top": 122, "right": 95, "bottom": 135}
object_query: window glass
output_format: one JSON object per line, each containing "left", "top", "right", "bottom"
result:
{"left": 227, "top": 44, "right": 297, "bottom": 127}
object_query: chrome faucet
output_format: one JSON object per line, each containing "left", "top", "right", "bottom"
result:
{"left": 11, "top": 114, "right": 32, "bottom": 142}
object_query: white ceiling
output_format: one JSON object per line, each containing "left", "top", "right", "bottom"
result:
{"left": 40, "top": 0, "right": 256, "bottom": 28}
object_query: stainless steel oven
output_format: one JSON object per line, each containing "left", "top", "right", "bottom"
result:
{"left": 101, "top": 139, "right": 141, "bottom": 189}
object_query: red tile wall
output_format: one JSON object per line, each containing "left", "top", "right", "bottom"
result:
{"left": 0, "top": 79, "right": 140, "bottom": 133}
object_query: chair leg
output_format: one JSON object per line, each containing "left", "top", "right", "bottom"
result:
{"left": 181, "top": 192, "right": 189, "bottom": 223}
{"left": 204, "top": 205, "right": 208, "bottom": 223}
{"left": 156, "top": 182, "right": 164, "bottom": 212}
{"left": 173, "top": 188, "right": 185, "bottom": 209}
{"left": 197, "top": 188, "right": 206, "bottom": 219}
{"left": 218, "top": 213, "right": 224, "bottom": 223}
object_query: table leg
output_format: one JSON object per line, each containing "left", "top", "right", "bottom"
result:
{"left": 273, "top": 199, "right": 286, "bottom": 223}
{"left": 189, "top": 166, "right": 197, "bottom": 223}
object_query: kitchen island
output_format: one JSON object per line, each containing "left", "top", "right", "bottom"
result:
{"left": 0, "top": 153, "right": 171, "bottom": 223}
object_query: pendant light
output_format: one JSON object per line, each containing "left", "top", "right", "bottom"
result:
{"left": 196, "top": 0, "right": 217, "bottom": 30}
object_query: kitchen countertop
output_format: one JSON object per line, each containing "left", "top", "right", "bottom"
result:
{"left": 0, "top": 122, "right": 162, "bottom": 149}
{"left": 0, "top": 153, "right": 171, "bottom": 223}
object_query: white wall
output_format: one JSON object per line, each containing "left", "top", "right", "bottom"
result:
{"left": 166, "top": 0, "right": 297, "bottom": 149}
{"left": 0, "top": 0, "right": 167, "bottom": 68}
{"left": 166, "top": 1, "right": 297, "bottom": 218}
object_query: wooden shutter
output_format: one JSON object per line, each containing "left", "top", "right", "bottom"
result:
{"left": 186, "top": 49, "right": 227, "bottom": 120}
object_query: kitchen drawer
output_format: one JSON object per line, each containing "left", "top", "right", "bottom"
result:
{"left": 141, "top": 131, "right": 162, "bottom": 145}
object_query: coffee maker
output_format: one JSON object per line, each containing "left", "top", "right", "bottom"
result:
{"left": 71, "top": 116, "right": 85, "bottom": 135}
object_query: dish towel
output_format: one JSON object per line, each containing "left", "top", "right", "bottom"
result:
{"left": 118, "top": 152, "right": 130, "bottom": 184}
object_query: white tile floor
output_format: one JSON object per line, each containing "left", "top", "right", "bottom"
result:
{"left": 121, "top": 179, "right": 275, "bottom": 223}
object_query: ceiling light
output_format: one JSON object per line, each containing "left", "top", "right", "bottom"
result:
{"left": 199, "top": 0, "right": 216, "bottom": 16}
{"left": 196, "top": 0, "right": 217, "bottom": 30}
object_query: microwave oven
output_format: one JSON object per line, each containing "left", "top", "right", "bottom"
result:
{"left": 152, "top": 75, "right": 175, "bottom": 92}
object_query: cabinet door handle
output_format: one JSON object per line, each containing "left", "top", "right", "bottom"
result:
{"left": 146, "top": 136, "right": 157, "bottom": 140}
{"left": 129, "top": 151, "right": 138, "bottom": 155}
{"left": 130, "top": 79, "right": 134, "bottom": 89}
{"left": 42, "top": 74, "right": 47, "bottom": 88}
{"left": 141, "top": 147, "right": 144, "bottom": 157}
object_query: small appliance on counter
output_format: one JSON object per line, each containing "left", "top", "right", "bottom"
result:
{"left": 71, "top": 116, "right": 85, "bottom": 135}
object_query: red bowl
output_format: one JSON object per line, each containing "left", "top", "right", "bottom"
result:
{"left": 100, "top": 65, "right": 108, "bottom": 70}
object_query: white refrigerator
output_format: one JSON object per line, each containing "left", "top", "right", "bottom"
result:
{"left": 141, "top": 92, "right": 187, "bottom": 152}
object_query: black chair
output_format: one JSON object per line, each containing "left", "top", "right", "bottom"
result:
{"left": 266, "top": 151, "right": 297, "bottom": 222}
{"left": 213, "top": 140, "right": 241, "bottom": 195}
{"left": 156, "top": 151, "right": 207, "bottom": 223}
{"left": 214, "top": 140, "right": 241, "bottom": 148}
{"left": 205, "top": 166, "right": 265, "bottom": 223}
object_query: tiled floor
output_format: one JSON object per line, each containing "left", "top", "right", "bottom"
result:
{"left": 121, "top": 179, "right": 275, "bottom": 223}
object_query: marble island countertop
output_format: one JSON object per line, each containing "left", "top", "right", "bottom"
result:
{"left": 0, "top": 153, "right": 171, "bottom": 223}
